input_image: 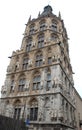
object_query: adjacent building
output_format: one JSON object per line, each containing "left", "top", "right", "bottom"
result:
{"left": 0, "top": 5, "right": 82, "bottom": 130}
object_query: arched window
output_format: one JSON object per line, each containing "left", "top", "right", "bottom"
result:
{"left": 13, "top": 99, "right": 21, "bottom": 120}
{"left": 26, "top": 37, "right": 32, "bottom": 52}
{"left": 35, "top": 53, "right": 43, "bottom": 67}
{"left": 66, "top": 103, "right": 69, "bottom": 121}
{"left": 33, "top": 75, "right": 41, "bottom": 90}
{"left": 51, "top": 19, "right": 57, "bottom": 31}
{"left": 29, "top": 98, "right": 38, "bottom": 121}
{"left": 38, "top": 33, "right": 44, "bottom": 48}
{"left": 18, "top": 76, "right": 26, "bottom": 92}
{"left": 22, "top": 57, "right": 29, "bottom": 70}
{"left": 39, "top": 19, "right": 46, "bottom": 31}
{"left": 46, "top": 71, "right": 51, "bottom": 91}
{"left": 51, "top": 33, "right": 57, "bottom": 41}
{"left": 29, "top": 23, "right": 35, "bottom": 35}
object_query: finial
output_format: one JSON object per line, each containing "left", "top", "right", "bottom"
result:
{"left": 38, "top": 11, "right": 40, "bottom": 17}
{"left": 58, "top": 11, "right": 61, "bottom": 19}
{"left": 28, "top": 15, "right": 31, "bottom": 22}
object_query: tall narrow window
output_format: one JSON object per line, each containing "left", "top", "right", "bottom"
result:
{"left": 26, "top": 38, "right": 32, "bottom": 52}
{"left": 29, "top": 99, "right": 38, "bottom": 121}
{"left": 51, "top": 19, "right": 57, "bottom": 31}
{"left": 18, "top": 78, "right": 26, "bottom": 92}
{"left": 35, "top": 53, "right": 43, "bottom": 67}
{"left": 40, "top": 20, "right": 46, "bottom": 31}
{"left": 22, "top": 58, "right": 29, "bottom": 70}
{"left": 14, "top": 108, "right": 21, "bottom": 120}
{"left": 30, "top": 107, "right": 38, "bottom": 121}
{"left": 33, "top": 75, "right": 41, "bottom": 90}
{"left": 38, "top": 34, "right": 44, "bottom": 48}
{"left": 48, "top": 57, "right": 52, "bottom": 64}
{"left": 29, "top": 23, "right": 35, "bottom": 34}
{"left": 46, "top": 72, "right": 51, "bottom": 91}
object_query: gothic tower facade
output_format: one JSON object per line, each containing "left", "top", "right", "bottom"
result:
{"left": 0, "top": 5, "right": 76, "bottom": 130}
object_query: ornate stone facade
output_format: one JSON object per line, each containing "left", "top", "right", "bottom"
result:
{"left": 0, "top": 5, "right": 78, "bottom": 130}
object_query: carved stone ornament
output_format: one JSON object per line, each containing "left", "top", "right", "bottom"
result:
{"left": 32, "top": 42, "right": 36, "bottom": 47}
{"left": 41, "top": 81, "right": 43, "bottom": 88}
{"left": 52, "top": 56, "right": 55, "bottom": 62}
{"left": 24, "top": 80, "right": 30, "bottom": 89}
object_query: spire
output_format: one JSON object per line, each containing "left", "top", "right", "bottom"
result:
{"left": 38, "top": 11, "right": 40, "bottom": 17}
{"left": 58, "top": 11, "right": 61, "bottom": 19}
{"left": 28, "top": 15, "right": 31, "bottom": 22}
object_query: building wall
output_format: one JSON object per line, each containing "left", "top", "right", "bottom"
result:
{"left": 0, "top": 5, "right": 82, "bottom": 130}
{"left": 74, "top": 89, "right": 82, "bottom": 130}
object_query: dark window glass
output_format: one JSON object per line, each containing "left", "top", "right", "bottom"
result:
{"left": 26, "top": 38, "right": 32, "bottom": 52}
{"left": 18, "top": 78, "right": 25, "bottom": 92}
{"left": 22, "top": 58, "right": 28, "bottom": 70}
{"left": 48, "top": 57, "right": 52, "bottom": 64}
{"left": 30, "top": 107, "right": 38, "bottom": 121}
{"left": 14, "top": 108, "right": 21, "bottom": 120}
{"left": 33, "top": 75, "right": 41, "bottom": 90}
{"left": 46, "top": 73, "right": 51, "bottom": 91}
{"left": 38, "top": 34, "right": 44, "bottom": 48}
{"left": 51, "top": 24, "right": 57, "bottom": 31}
{"left": 35, "top": 54, "right": 43, "bottom": 67}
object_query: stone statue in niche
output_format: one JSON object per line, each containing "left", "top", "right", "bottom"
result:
{"left": 58, "top": 108, "right": 64, "bottom": 121}
{"left": 32, "top": 42, "right": 36, "bottom": 47}
{"left": 44, "top": 97, "right": 50, "bottom": 108}
{"left": 24, "top": 80, "right": 30, "bottom": 90}
{"left": 50, "top": 109, "right": 58, "bottom": 120}
{"left": 1, "top": 85, "right": 7, "bottom": 94}
{"left": 38, "top": 110, "right": 43, "bottom": 121}
{"left": 41, "top": 80, "right": 44, "bottom": 89}
{"left": 16, "top": 61, "right": 19, "bottom": 69}
{"left": 50, "top": 109, "right": 54, "bottom": 120}
{"left": 51, "top": 80, "right": 54, "bottom": 87}
{"left": 28, "top": 59, "right": 32, "bottom": 67}
{"left": 43, "top": 58, "right": 45, "bottom": 64}
{"left": 54, "top": 109, "right": 58, "bottom": 118}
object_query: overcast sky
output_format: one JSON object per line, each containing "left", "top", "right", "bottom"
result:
{"left": 0, "top": 0, "right": 82, "bottom": 97}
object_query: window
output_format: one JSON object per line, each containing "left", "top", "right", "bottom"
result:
{"left": 10, "top": 80, "right": 15, "bottom": 92}
{"left": 29, "top": 24, "right": 35, "bottom": 34}
{"left": 14, "top": 108, "right": 21, "bottom": 120}
{"left": 30, "top": 107, "right": 38, "bottom": 121}
{"left": 35, "top": 53, "right": 43, "bottom": 67}
{"left": 38, "top": 34, "right": 44, "bottom": 48}
{"left": 26, "top": 38, "right": 32, "bottom": 52}
{"left": 33, "top": 75, "right": 41, "bottom": 90}
{"left": 51, "top": 33, "right": 57, "bottom": 41}
{"left": 40, "top": 20, "right": 46, "bottom": 31}
{"left": 46, "top": 73, "right": 51, "bottom": 91}
{"left": 22, "top": 58, "right": 29, "bottom": 70}
{"left": 51, "top": 19, "right": 57, "bottom": 31}
{"left": 18, "top": 78, "right": 26, "bottom": 92}
{"left": 48, "top": 57, "right": 52, "bottom": 64}
{"left": 29, "top": 98, "right": 38, "bottom": 121}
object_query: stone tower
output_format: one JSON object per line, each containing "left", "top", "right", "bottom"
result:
{"left": 0, "top": 5, "right": 76, "bottom": 130}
